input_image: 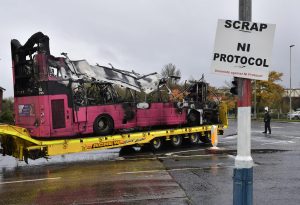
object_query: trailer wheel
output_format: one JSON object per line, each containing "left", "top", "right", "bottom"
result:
{"left": 119, "top": 146, "right": 136, "bottom": 156}
{"left": 93, "top": 114, "right": 114, "bottom": 136}
{"left": 171, "top": 135, "right": 183, "bottom": 147}
{"left": 189, "top": 133, "right": 200, "bottom": 144}
{"left": 199, "top": 133, "right": 211, "bottom": 144}
{"left": 2, "top": 137, "right": 13, "bottom": 156}
{"left": 151, "top": 138, "right": 163, "bottom": 151}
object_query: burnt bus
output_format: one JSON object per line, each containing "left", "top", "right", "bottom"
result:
{"left": 11, "top": 32, "right": 219, "bottom": 138}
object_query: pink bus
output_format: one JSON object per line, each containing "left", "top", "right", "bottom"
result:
{"left": 11, "top": 32, "right": 195, "bottom": 138}
{"left": 11, "top": 32, "right": 220, "bottom": 138}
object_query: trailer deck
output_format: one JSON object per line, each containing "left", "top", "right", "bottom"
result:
{"left": 0, "top": 122, "right": 227, "bottom": 163}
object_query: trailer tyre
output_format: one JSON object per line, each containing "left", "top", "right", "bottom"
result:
{"left": 199, "top": 133, "right": 211, "bottom": 144}
{"left": 93, "top": 114, "right": 114, "bottom": 136}
{"left": 151, "top": 138, "right": 163, "bottom": 151}
{"left": 189, "top": 133, "right": 200, "bottom": 144}
{"left": 171, "top": 135, "right": 183, "bottom": 147}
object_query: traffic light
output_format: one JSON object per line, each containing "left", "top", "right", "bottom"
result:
{"left": 230, "top": 77, "right": 238, "bottom": 95}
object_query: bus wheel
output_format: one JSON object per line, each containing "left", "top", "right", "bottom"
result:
{"left": 151, "top": 138, "right": 163, "bottom": 151}
{"left": 93, "top": 114, "right": 114, "bottom": 136}
{"left": 171, "top": 135, "right": 183, "bottom": 147}
{"left": 189, "top": 133, "right": 200, "bottom": 144}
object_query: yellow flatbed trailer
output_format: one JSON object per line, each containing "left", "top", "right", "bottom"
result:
{"left": 0, "top": 104, "right": 228, "bottom": 163}
{"left": 0, "top": 124, "right": 227, "bottom": 163}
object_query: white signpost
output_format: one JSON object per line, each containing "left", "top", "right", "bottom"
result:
{"left": 211, "top": 19, "right": 276, "bottom": 81}
{"left": 211, "top": 18, "right": 276, "bottom": 205}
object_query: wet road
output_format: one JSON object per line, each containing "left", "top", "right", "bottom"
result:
{"left": 0, "top": 154, "right": 189, "bottom": 204}
{"left": 0, "top": 120, "right": 300, "bottom": 205}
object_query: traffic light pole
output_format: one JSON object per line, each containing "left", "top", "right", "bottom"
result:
{"left": 233, "top": 1, "right": 253, "bottom": 205}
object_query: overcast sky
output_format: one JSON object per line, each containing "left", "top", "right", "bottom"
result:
{"left": 0, "top": 0, "right": 299, "bottom": 97}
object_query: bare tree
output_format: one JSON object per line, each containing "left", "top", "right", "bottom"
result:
{"left": 161, "top": 63, "right": 181, "bottom": 86}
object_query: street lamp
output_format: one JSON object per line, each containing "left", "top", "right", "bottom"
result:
{"left": 289, "top": 44, "right": 295, "bottom": 120}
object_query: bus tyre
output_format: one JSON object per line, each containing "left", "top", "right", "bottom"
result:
{"left": 151, "top": 138, "right": 163, "bottom": 151}
{"left": 189, "top": 133, "right": 200, "bottom": 144}
{"left": 171, "top": 135, "right": 183, "bottom": 147}
{"left": 93, "top": 114, "right": 114, "bottom": 136}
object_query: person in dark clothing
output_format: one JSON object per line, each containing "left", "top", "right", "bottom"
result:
{"left": 263, "top": 107, "right": 271, "bottom": 134}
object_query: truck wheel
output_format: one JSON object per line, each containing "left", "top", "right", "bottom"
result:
{"left": 199, "top": 133, "right": 211, "bottom": 144}
{"left": 93, "top": 114, "right": 114, "bottom": 136}
{"left": 171, "top": 135, "right": 183, "bottom": 147}
{"left": 119, "top": 146, "right": 136, "bottom": 156}
{"left": 189, "top": 133, "right": 200, "bottom": 144}
{"left": 151, "top": 138, "right": 163, "bottom": 151}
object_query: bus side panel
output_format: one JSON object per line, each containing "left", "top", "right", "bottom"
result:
{"left": 48, "top": 95, "right": 75, "bottom": 137}
{"left": 14, "top": 95, "right": 78, "bottom": 138}
{"left": 136, "top": 102, "right": 187, "bottom": 127}
{"left": 83, "top": 104, "right": 137, "bottom": 134}
{"left": 162, "top": 102, "right": 187, "bottom": 125}
{"left": 14, "top": 95, "right": 51, "bottom": 137}
{"left": 136, "top": 103, "right": 162, "bottom": 127}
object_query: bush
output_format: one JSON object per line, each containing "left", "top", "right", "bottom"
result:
{"left": 0, "top": 98, "right": 14, "bottom": 124}
{"left": 0, "top": 110, "right": 14, "bottom": 124}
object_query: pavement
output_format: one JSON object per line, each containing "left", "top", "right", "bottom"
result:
{"left": 0, "top": 119, "right": 299, "bottom": 205}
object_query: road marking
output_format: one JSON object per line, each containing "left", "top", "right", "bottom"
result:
{"left": 284, "top": 135, "right": 300, "bottom": 139}
{"left": 0, "top": 177, "right": 61, "bottom": 185}
{"left": 116, "top": 157, "right": 157, "bottom": 161}
{"left": 117, "top": 164, "right": 233, "bottom": 175}
{"left": 165, "top": 148, "right": 205, "bottom": 156}
{"left": 116, "top": 154, "right": 214, "bottom": 162}
{"left": 259, "top": 126, "right": 283, "bottom": 128}
{"left": 223, "top": 135, "right": 237, "bottom": 139}
{"left": 160, "top": 154, "right": 214, "bottom": 159}
{"left": 97, "top": 196, "right": 188, "bottom": 204}
{"left": 261, "top": 141, "right": 295, "bottom": 145}
{"left": 219, "top": 141, "right": 236, "bottom": 144}
{"left": 118, "top": 169, "right": 166, "bottom": 174}
{"left": 259, "top": 126, "right": 285, "bottom": 129}
{"left": 227, "top": 155, "right": 236, "bottom": 159}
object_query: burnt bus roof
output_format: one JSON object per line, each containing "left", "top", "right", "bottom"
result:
{"left": 11, "top": 32, "right": 161, "bottom": 94}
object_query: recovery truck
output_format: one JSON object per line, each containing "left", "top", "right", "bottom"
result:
{"left": 0, "top": 32, "right": 228, "bottom": 163}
